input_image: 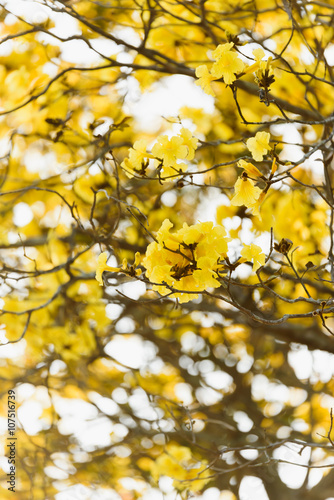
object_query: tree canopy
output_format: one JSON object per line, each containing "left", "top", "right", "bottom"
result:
{"left": 0, "top": 0, "right": 334, "bottom": 499}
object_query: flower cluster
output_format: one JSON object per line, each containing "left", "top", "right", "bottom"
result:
{"left": 196, "top": 45, "right": 276, "bottom": 98}
{"left": 121, "top": 139, "right": 155, "bottom": 178}
{"left": 196, "top": 42, "right": 245, "bottom": 94}
{"left": 150, "top": 443, "right": 210, "bottom": 492}
{"left": 152, "top": 128, "right": 198, "bottom": 180}
{"left": 142, "top": 219, "right": 228, "bottom": 303}
{"left": 248, "top": 48, "right": 276, "bottom": 103}
{"left": 121, "top": 128, "right": 198, "bottom": 181}
{"left": 211, "top": 42, "right": 245, "bottom": 84}
{"left": 96, "top": 221, "right": 266, "bottom": 300}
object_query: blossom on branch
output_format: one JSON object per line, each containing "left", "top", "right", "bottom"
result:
{"left": 195, "top": 64, "right": 215, "bottom": 96}
{"left": 248, "top": 190, "right": 267, "bottom": 218}
{"left": 211, "top": 42, "right": 245, "bottom": 85}
{"left": 152, "top": 135, "right": 188, "bottom": 167}
{"left": 238, "top": 159, "right": 263, "bottom": 179}
{"left": 142, "top": 219, "right": 228, "bottom": 303}
{"left": 179, "top": 127, "right": 198, "bottom": 160}
{"left": 96, "top": 252, "right": 141, "bottom": 286}
{"left": 240, "top": 243, "right": 266, "bottom": 272}
{"left": 120, "top": 139, "right": 154, "bottom": 178}
{"left": 150, "top": 443, "right": 211, "bottom": 492}
{"left": 230, "top": 173, "right": 262, "bottom": 207}
{"left": 246, "top": 131, "right": 272, "bottom": 161}
{"left": 121, "top": 128, "right": 198, "bottom": 182}
{"left": 96, "top": 252, "right": 120, "bottom": 285}
{"left": 152, "top": 128, "right": 198, "bottom": 181}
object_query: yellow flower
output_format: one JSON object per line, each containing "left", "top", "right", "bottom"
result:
{"left": 195, "top": 64, "right": 215, "bottom": 96}
{"left": 246, "top": 131, "right": 271, "bottom": 161}
{"left": 120, "top": 158, "right": 137, "bottom": 178}
{"left": 134, "top": 251, "right": 141, "bottom": 267}
{"left": 253, "top": 48, "right": 265, "bottom": 61}
{"left": 151, "top": 443, "right": 210, "bottom": 492}
{"left": 244, "top": 48, "right": 265, "bottom": 74}
{"left": 129, "top": 139, "right": 152, "bottom": 163}
{"left": 179, "top": 127, "right": 198, "bottom": 160}
{"left": 151, "top": 130, "right": 198, "bottom": 181}
{"left": 254, "top": 56, "right": 275, "bottom": 88}
{"left": 123, "top": 129, "right": 197, "bottom": 182}
{"left": 212, "top": 41, "right": 234, "bottom": 59}
{"left": 142, "top": 219, "right": 229, "bottom": 303}
{"left": 159, "top": 162, "right": 188, "bottom": 182}
{"left": 96, "top": 252, "right": 141, "bottom": 286}
{"left": 230, "top": 175, "right": 262, "bottom": 207}
{"left": 121, "top": 139, "right": 154, "bottom": 178}
{"left": 152, "top": 135, "right": 188, "bottom": 167}
{"left": 271, "top": 157, "right": 277, "bottom": 174}
{"left": 248, "top": 190, "right": 267, "bottom": 218}
{"left": 241, "top": 244, "right": 265, "bottom": 272}
{"left": 211, "top": 42, "right": 245, "bottom": 85}
{"left": 238, "top": 159, "right": 263, "bottom": 179}
{"left": 244, "top": 48, "right": 275, "bottom": 91}
{"left": 95, "top": 252, "right": 120, "bottom": 286}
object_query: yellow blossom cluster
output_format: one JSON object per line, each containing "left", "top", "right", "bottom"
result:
{"left": 120, "top": 139, "right": 155, "bottom": 178}
{"left": 249, "top": 48, "right": 276, "bottom": 94}
{"left": 152, "top": 128, "right": 198, "bottom": 180}
{"left": 120, "top": 139, "right": 154, "bottom": 178}
{"left": 196, "top": 45, "right": 275, "bottom": 97}
{"left": 243, "top": 48, "right": 274, "bottom": 79}
{"left": 96, "top": 221, "right": 267, "bottom": 300}
{"left": 196, "top": 42, "right": 245, "bottom": 94}
{"left": 121, "top": 128, "right": 198, "bottom": 181}
{"left": 211, "top": 42, "right": 245, "bottom": 84}
{"left": 150, "top": 444, "right": 211, "bottom": 492}
{"left": 142, "top": 219, "right": 228, "bottom": 303}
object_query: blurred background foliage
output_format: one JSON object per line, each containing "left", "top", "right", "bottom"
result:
{"left": 0, "top": 0, "right": 333, "bottom": 499}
